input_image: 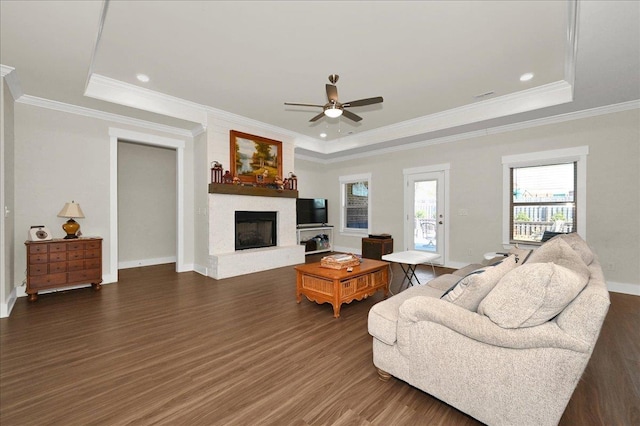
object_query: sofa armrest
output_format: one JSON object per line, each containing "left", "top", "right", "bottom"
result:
{"left": 397, "top": 296, "right": 590, "bottom": 352}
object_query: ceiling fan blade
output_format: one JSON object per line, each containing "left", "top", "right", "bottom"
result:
{"left": 326, "top": 84, "right": 338, "bottom": 103}
{"left": 343, "top": 96, "right": 384, "bottom": 108}
{"left": 284, "top": 102, "right": 324, "bottom": 108}
{"left": 309, "top": 112, "right": 325, "bottom": 122}
{"left": 342, "top": 109, "right": 363, "bottom": 122}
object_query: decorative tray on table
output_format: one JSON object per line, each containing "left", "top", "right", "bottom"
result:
{"left": 320, "top": 253, "right": 360, "bottom": 270}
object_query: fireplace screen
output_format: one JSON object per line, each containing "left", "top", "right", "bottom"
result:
{"left": 235, "top": 211, "right": 277, "bottom": 250}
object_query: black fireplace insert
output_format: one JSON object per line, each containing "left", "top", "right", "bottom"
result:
{"left": 235, "top": 211, "right": 277, "bottom": 250}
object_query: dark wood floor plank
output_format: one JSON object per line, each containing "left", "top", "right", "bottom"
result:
{"left": 1, "top": 259, "right": 637, "bottom": 425}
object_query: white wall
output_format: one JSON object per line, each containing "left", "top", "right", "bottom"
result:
{"left": 295, "top": 109, "right": 640, "bottom": 293}
{"left": 12, "top": 103, "right": 195, "bottom": 290}
{"left": 117, "top": 141, "right": 176, "bottom": 268}
{"left": 293, "top": 158, "right": 330, "bottom": 199}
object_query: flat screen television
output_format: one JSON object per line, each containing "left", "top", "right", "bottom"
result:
{"left": 296, "top": 198, "right": 328, "bottom": 225}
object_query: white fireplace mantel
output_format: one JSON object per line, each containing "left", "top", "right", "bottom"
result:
{"left": 207, "top": 194, "right": 304, "bottom": 279}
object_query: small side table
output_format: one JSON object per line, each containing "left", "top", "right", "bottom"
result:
{"left": 382, "top": 250, "right": 441, "bottom": 288}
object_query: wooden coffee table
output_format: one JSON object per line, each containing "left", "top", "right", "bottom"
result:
{"left": 295, "top": 258, "right": 390, "bottom": 318}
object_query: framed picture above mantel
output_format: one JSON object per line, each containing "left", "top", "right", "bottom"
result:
{"left": 230, "top": 130, "right": 283, "bottom": 184}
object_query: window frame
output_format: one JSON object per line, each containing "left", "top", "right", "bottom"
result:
{"left": 502, "top": 146, "right": 588, "bottom": 247}
{"left": 339, "top": 173, "right": 372, "bottom": 236}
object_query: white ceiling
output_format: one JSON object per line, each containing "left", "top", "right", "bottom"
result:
{"left": 1, "top": 1, "right": 638, "bottom": 158}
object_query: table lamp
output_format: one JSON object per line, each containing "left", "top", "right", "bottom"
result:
{"left": 57, "top": 201, "right": 85, "bottom": 239}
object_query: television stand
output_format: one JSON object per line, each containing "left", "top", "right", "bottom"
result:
{"left": 296, "top": 225, "right": 333, "bottom": 255}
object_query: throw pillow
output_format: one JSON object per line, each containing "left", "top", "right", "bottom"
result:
{"left": 441, "top": 255, "right": 518, "bottom": 311}
{"left": 526, "top": 237, "right": 590, "bottom": 280}
{"left": 548, "top": 232, "right": 595, "bottom": 266}
{"left": 440, "top": 269, "right": 485, "bottom": 299}
{"left": 478, "top": 262, "right": 588, "bottom": 328}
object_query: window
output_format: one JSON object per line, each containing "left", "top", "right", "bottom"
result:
{"left": 340, "top": 173, "right": 371, "bottom": 235}
{"left": 502, "top": 147, "right": 588, "bottom": 245}
{"left": 511, "top": 162, "right": 576, "bottom": 243}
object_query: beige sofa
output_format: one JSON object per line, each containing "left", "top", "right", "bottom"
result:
{"left": 368, "top": 234, "right": 610, "bottom": 426}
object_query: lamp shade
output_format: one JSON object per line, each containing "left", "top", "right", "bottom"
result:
{"left": 57, "top": 201, "right": 85, "bottom": 219}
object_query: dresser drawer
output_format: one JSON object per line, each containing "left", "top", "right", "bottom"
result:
{"left": 30, "top": 273, "right": 68, "bottom": 288}
{"left": 67, "top": 242, "right": 84, "bottom": 251}
{"left": 49, "top": 244, "right": 67, "bottom": 253}
{"left": 84, "top": 249, "right": 100, "bottom": 259}
{"left": 85, "top": 258, "right": 101, "bottom": 269}
{"left": 68, "top": 250, "right": 85, "bottom": 261}
{"left": 68, "top": 260, "right": 84, "bottom": 271}
{"left": 29, "top": 244, "right": 48, "bottom": 254}
{"left": 86, "top": 241, "right": 101, "bottom": 250}
{"left": 68, "top": 269, "right": 101, "bottom": 283}
{"left": 49, "top": 252, "right": 67, "bottom": 262}
{"left": 29, "top": 253, "right": 48, "bottom": 264}
{"left": 49, "top": 262, "right": 67, "bottom": 274}
{"left": 29, "top": 264, "right": 48, "bottom": 276}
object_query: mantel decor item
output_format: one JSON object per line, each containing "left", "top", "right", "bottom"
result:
{"left": 57, "top": 201, "right": 85, "bottom": 239}
{"left": 287, "top": 172, "right": 298, "bottom": 190}
{"left": 210, "top": 161, "right": 223, "bottom": 183}
{"left": 230, "top": 130, "right": 282, "bottom": 184}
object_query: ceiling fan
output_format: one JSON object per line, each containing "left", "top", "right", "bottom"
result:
{"left": 284, "top": 74, "right": 383, "bottom": 122}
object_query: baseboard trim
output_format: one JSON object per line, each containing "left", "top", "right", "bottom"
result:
{"left": 0, "top": 286, "right": 19, "bottom": 318}
{"left": 607, "top": 281, "right": 639, "bottom": 296}
{"left": 193, "top": 264, "right": 208, "bottom": 276}
{"left": 118, "top": 256, "right": 176, "bottom": 270}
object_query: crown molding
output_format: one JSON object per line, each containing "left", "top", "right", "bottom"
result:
{"left": 85, "top": 73, "right": 320, "bottom": 147}
{"left": 204, "top": 105, "right": 318, "bottom": 148}
{"left": 85, "top": 73, "right": 208, "bottom": 124}
{"left": 299, "top": 100, "right": 639, "bottom": 164}
{"left": 0, "top": 64, "right": 24, "bottom": 100}
{"left": 319, "top": 80, "right": 574, "bottom": 155}
{"left": 17, "top": 95, "right": 194, "bottom": 138}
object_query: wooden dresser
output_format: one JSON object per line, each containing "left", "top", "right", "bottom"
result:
{"left": 25, "top": 237, "right": 103, "bottom": 301}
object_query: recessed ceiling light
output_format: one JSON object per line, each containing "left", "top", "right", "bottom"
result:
{"left": 520, "top": 72, "right": 534, "bottom": 82}
{"left": 320, "top": 133, "right": 327, "bottom": 138}
{"left": 136, "top": 73, "right": 150, "bottom": 83}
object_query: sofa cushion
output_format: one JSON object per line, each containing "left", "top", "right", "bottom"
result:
{"left": 526, "top": 237, "right": 590, "bottom": 280}
{"left": 509, "top": 247, "right": 533, "bottom": 264}
{"left": 478, "top": 262, "right": 589, "bottom": 328}
{"left": 441, "top": 255, "right": 518, "bottom": 311}
{"left": 368, "top": 284, "right": 445, "bottom": 345}
{"left": 426, "top": 274, "right": 461, "bottom": 292}
{"left": 452, "top": 263, "right": 485, "bottom": 277}
{"left": 548, "top": 232, "right": 594, "bottom": 265}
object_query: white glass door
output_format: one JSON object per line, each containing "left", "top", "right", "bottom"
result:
{"left": 404, "top": 171, "right": 446, "bottom": 263}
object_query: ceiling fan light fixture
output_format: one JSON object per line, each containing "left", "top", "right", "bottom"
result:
{"left": 324, "top": 105, "right": 343, "bottom": 118}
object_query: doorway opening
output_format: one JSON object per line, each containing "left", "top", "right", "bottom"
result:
{"left": 108, "top": 128, "right": 186, "bottom": 282}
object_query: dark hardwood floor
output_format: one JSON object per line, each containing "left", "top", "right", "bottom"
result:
{"left": 1, "top": 255, "right": 638, "bottom": 425}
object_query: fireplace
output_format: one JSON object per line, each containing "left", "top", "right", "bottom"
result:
{"left": 208, "top": 195, "right": 304, "bottom": 279}
{"left": 235, "top": 211, "right": 277, "bottom": 250}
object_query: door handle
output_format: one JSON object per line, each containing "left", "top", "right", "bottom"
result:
{"left": 439, "top": 221, "right": 443, "bottom": 225}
